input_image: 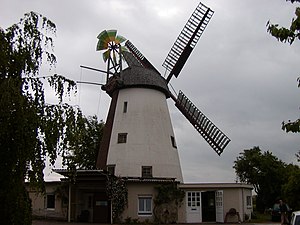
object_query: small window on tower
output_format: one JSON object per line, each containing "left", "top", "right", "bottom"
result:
{"left": 118, "top": 133, "right": 127, "bottom": 143}
{"left": 107, "top": 165, "right": 115, "bottom": 175}
{"left": 123, "top": 101, "right": 128, "bottom": 113}
{"left": 142, "top": 166, "right": 152, "bottom": 178}
{"left": 171, "top": 136, "right": 177, "bottom": 148}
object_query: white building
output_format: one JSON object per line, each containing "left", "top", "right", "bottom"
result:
{"left": 28, "top": 171, "right": 252, "bottom": 223}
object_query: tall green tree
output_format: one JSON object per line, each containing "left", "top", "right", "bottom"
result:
{"left": 63, "top": 115, "right": 104, "bottom": 170}
{"left": 0, "top": 12, "right": 84, "bottom": 225}
{"left": 233, "top": 147, "right": 287, "bottom": 211}
{"left": 267, "top": 0, "right": 300, "bottom": 161}
{"left": 282, "top": 164, "right": 300, "bottom": 210}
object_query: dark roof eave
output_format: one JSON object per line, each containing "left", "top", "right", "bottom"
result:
{"left": 123, "top": 176, "right": 179, "bottom": 183}
{"left": 53, "top": 169, "right": 107, "bottom": 177}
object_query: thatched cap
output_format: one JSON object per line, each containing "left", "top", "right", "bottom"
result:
{"left": 103, "top": 66, "right": 170, "bottom": 97}
{"left": 120, "top": 66, "right": 170, "bottom": 97}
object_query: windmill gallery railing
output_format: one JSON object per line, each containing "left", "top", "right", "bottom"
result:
{"left": 175, "top": 90, "right": 230, "bottom": 155}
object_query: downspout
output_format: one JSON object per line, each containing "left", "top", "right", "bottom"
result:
{"left": 242, "top": 187, "right": 245, "bottom": 222}
{"left": 111, "top": 200, "right": 113, "bottom": 224}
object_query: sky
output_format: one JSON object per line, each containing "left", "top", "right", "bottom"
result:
{"left": 1, "top": 0, "right": 300, "bottom": 183}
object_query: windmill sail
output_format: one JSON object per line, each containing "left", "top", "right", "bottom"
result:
{"left": 125, "top": 40, "right": 160, "bottom": 74}
{"left": 122, "top": 51, "right": 143, "bottom": 68}
{"left": 97, "top": 29, "right": 127, "bottom": 62}
{"left": 175, "top": 90, "right": 230, "bottom": 155}
{"left": 163, "top": 2, "right": 214, "bottom": 83}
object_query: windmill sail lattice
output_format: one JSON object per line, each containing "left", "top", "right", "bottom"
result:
{"left": 163, "top": 2, "right": 214, "bottom": 82}
{"left": 125, "top": 40, "right": 160, "bottom": 74}
{"left": 175, "top": 91, "right": 230, "bottom": 155}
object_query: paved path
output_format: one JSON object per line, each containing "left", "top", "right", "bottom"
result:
{"left": 33, "top": 220, "right": 280, "bottom": 225}
{"left": 33, "top": 220, "right": 92, "bottom": 225}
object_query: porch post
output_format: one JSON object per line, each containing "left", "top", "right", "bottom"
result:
{"left": 111, "top": 201, "right": 113, "bottom": 224}
{"left": 68, "top": 183, "right": 71, "bottom": 223}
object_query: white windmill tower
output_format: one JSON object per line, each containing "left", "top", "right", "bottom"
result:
{"left": 96, "top": 2, "right": 230, "bottom": 183}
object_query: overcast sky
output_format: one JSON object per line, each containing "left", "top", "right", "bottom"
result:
{"left": 1, "top": 0, "right": 300, "bottom": 183}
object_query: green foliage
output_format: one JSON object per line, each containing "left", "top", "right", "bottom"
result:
{"left": 235, "top": 147, "right": 300, "bottom": 212}
{"left": 266, "top": 0, "right": 300, "bottom": 161}
{"left": 233, "top": 147, "right": 288, "bottom": 211}
{"left": 106, "top": 175, "right": 128, "bottom": 223}
{"left": 153, "top": 183, "right": 185, "bottom": 223}
{"left": 249, "top": 211, "right": 271, "bottom": 223}
{"left": 282, "top": 119, "right": 300, "bottom": 133}
{"left": 62, "top": 115, "right": 104, "bottom": 170}
{"left": 54, "top": 183, "right": 69, "bottom": 207}
{"left": 124, "top": 217, "right": 141, "bottom": 224}
{"left": 124, "top": 217, "right": 133, "bottom": 224}
{"left": 0, "top": 12, "right": 84, "bottom": 224}
{"left": 282, "top": 164, "right": 300, "bottom": 210}
{"left": 2, "top": 180, "right": 32, "bottom": 224}
{"left": 267, "top": 2, "right": 300, "bottom": 45}
{"left": 154, "top": 183, "right": 185, "bottom": 206}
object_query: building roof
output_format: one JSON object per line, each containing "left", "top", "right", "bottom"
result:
{"left": 54, "top": 169, "right": 106, "bottom": 175}
{"left": 120, "top": 66, "right": 170, "bottom": 97}
{"left": 103, "top": 65, "right": 170, "bottom": 97}
{"left": 53, "top": 169, "right": 108, "bottom": 181}
{"left": 124, "top": 176, "right": 177, "bottom": 183}
{"left": 179, "top": 182, "right": 253, "bottom": 190}
{"left": 53, "top": 169, "right": 179, "bottom": 184}
{"left": 53, "top": 169, "right": 252, "bottom": 189}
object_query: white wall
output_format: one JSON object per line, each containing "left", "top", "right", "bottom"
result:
{"left": 107, "top": 87, "right": 183, "bottom": 181}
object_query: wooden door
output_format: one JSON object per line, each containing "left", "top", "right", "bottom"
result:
{"left": 93, "top": 192, "right": 111, "bottom": 223}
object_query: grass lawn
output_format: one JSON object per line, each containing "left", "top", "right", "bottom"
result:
{"left": 250, "top": 211, "right": 273, "bottom": 223}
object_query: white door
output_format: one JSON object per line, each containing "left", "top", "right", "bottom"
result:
{"left": 186, "top": 191, "right": 201, "bottom": 223}
{"left": 215, "top": 190, "right": 224, "bottom": 223}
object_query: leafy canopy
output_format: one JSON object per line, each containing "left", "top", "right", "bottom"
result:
{"left": 267, "top": 0, "right": 300, "bottom": 45}
{"left": 234, "top": 146, "right": 300, "bottom": 210}
{"left": 233, "top": 147, "right": 287, "bottom": 211}
{"left": 282, "top": 164, "right": 300, "bottom": 209}
{"left": 0, "top": 11, "right": 92, "bottom": 224}
{"left": 266, "top": 0, "right": 300, "bottom": 161}
{"left": 63, "top": 115, "right": 104, "bottom": 170}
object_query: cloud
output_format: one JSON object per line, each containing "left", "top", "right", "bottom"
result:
{"left": 1, "top": 0, "right": 299, "bottom": 183}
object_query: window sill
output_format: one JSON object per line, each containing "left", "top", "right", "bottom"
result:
{"left": 46, "top": 208, "right": 55, "bottom": 211}
{"left": 138, "top": 213, "right": 152, "bottom": 217}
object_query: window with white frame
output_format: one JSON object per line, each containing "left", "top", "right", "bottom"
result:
{"left": 138, "top": 196, "right": 152, "bottom": 215}
{"left": 46, "top": 193, "right": 55, "bottom": 209}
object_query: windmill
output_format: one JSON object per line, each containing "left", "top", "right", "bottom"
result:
{"left": 95, "top": 2, "right": 230, "bottom": 182}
